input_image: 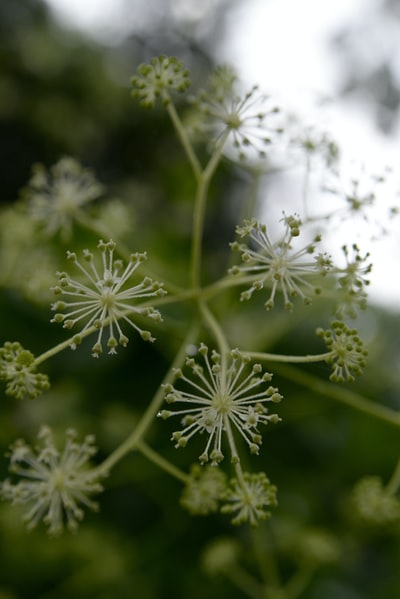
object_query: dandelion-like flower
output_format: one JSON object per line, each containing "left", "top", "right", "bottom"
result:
{"left": 322, "top": 160, "right": 395, "bottom": 237}
{"left": 0, "top": 342, "right": 50, "bottom": 400}
{"left": 0, "top": 426, "right": 104, "bottom": 535}
{"left": 188, "top": 65, "right": 282, "bottom": 161}
{"left": 159, "top": 344, "right": 282, "bottom": 465}
{"left": 317, "top": 321, "right": 368, "bottom": 383}
{"left": 334, "top": 244, "right": 372, "bottom": 318}
{"left": 23, "top": 157, "right": 104, "bottom": 240}
{"left": 180, "top": 464, "right": 227, "bottom": 516}
{"left": 131, "top": 56, "right": 190, "bottom": 108}
{"left": 230, "top": 215, "right": 332, "bottom": 310}
{"left": 221, "top": 472, "right": 277, "bottom": 526}
{"left": 51, "top": 239, "right": 166, "bottom": 357}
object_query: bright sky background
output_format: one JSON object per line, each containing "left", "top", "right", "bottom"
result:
{"left": 44, "top": 0, "right": 400, "bottom": 310}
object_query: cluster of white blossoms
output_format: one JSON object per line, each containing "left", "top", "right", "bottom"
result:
{"left": 22, "top": 157, "right": 104, "bottom": 240}
{"left": 230, "top": 214, "right": 332, "bottom": 311}
{"left": 334, "top": 244, "right": 372, "bottom": 318}
{"left": 51, "top": 239, "right": 166, "bottom": 357}
{"left": 188, "top": 65, "right": 283, "bottom": 161}
{"left": 317, "top": 321, "right": 368, "bottom": 383}
{"left": 180, "top": 464, "right": 227, "bottom": 516}
{"left": 131, "top": 56, "right": 191, "bottom": 108}
{"left": 159, "top": 343, "right": 282, "bottom": 465}
{"left": 350, "top": 476, "right": 400, "bottom": 528}
{"left": 0, "top": 426, "right": 104, "bottom": 535}
{"left": 220, "top": 472, "right": 278, "bottom": 526}
{"left": 0, "top": 342, "right": 50, "bottom": 400}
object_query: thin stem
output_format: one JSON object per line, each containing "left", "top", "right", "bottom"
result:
{"left": 248, "top": 351, "right": 333, "bottom": 364}
{"left": 135, "top": 439, "right": 189, "bottom": 484}
{"left": 224, "top": 564, "right": 266, "bottom": 599}
{"left": 274, "top": 363, "right": 400, "bottom": 428}
{"left": 199, "top": 300, "right": 230, "bottom": 355}
{"left": 190, "top": 130, "right": 231, "bottom": 290}
{"left": 165, "top": 100, "right": 202, "bottom": 179}
{"left": 95, "top": 325, "right": 198, "bottom": 475}
{"left": 386, "top": 457, "right": 400, "bottom": 496}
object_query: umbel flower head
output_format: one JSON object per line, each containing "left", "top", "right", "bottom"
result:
{"left": 0, "top": 426, "right": 104, "bottom": 535}
{"left": 51, "top": 239, "right": 166, "bottom": 357}
{"left": 131, "top": 56, "right": 190, "bottom": 108}
{"left": 349, "top": 476, "right": 400, "bottom": 528}
{"left": 221, "top": 472, "right": 277, "bottom": 526}
{"left": 0, "top": 342, "right": 50, "bottom": 400}
{"left": 159, "top": 344, "right": 282, "bottom": 465}
{"left": 188, "top": 65, "right": 282, "bottom": 161}
{"left": 230, "top": 214, "right": 332, "bottom": 310}
{"left": 22, "top": 157, "right": 104, "bottom": 240}
{"left": 180, "top": 464, "right": 227, "bottom": 516}
{"left": 317, "top": 321, "right": 368, "bottom": 383}
{"left": 333, "top": 244, "right": 372, "bottom": 318}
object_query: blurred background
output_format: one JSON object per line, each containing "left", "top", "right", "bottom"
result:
{"left": 0, "top": 1, "right": 400, "bottom": 598}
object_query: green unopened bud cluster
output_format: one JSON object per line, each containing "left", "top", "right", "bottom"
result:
{"left": 0, "top": 342, "right": 50, "bottom": 400}
{"left": 131, "top": 56, "right": 190, "bottom": 108}
{"left": 317, "top": 321, "right": 368, "bottom": 383}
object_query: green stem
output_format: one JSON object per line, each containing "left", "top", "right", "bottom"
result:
{"left": 273, "top": 363, "right": 400, "bottom": 428}
{"left": 95, "top": 325, "right": 198, "bottom": 476}
{"left": 386, "top": 457, "right": 400, "bottom": 496}
{"left": 190, "top": 130, "right": 231, "bottom": 290}
{"left": 135, "top": 439, "right": 189, "bottom": 484}
{"left": 224, "top": 564, "right": 265, "bottom": 599}
{"left": 248, "top": 351, "right": 333, "bottom": 364}
{"left": 199, "top": 300, "right": 230, "bottom": 355}
{"left": 165, "top": 99, "right": 202, "bottom": 179}
{"left": 284, "top": 564, "right": 315, "bottom": 599}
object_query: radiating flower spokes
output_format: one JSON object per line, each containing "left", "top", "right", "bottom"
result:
{"left": 51, "top": 239, "right": 167, "bottom": 356}
{"left": 0, "top": 425, "right": 104, "bottom": 535}
{"left": 23, "top": 157, "right": 104, "bottom": 240}
{"left": 188, "top": 65, "right": 283, "bottom": 161}
{"left": 230, "top": 214, "right": 332, "bottom": 310}
{"left": 221, "top": 471, "right": 278, "bottom": 526}
{"left": 317, "top": 321, "right": 368, "bottom": 383}
{"left": 158, "top": 344, "right": 282, "bottom": 465}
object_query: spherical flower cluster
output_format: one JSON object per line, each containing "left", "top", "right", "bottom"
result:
{"left": 230, "top": 215, "right": 332, "bottom": 310}
{"left": 316, "top": 321, "right": 368, "bottom": 383}
{"left": 22, "top": 157, "right": 104, "bottom": 240}
{"left": 350, "top": 476, "right": 400, "bottom": 528}
{"left": 188, "top": 65, "right": 282, "bottom": 161}
{"left": 220, "top": 472, "right": 277, "bottom": 526}
{"left": 131, "top": 56, "right": 190, "bottom": 108}
{"left": 159, "top": 344, "right": 282, "bottom": 465}
{"left": 51, "top": 239, "right": 166, "bottom": 357}
{"left": 0, "top": 342, "right": 50, "bottom": 400}
{"left": 334, "top": 244, "right": 372, "bottom": 318}
{"left": 0, "top": 426, "right": 104, "bottom": 535}
{"left": 180, "top": 464, "right": 227, "bottom": 516}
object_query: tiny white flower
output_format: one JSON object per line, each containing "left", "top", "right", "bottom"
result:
{"left": 230, "top": 214, "right": 332, "bottom": 310}
{"left": 0, "top": 426, "right": 104, "bottom": 535}
{"left": 180, "top": 464, "right": 227, "bottom": 516}
{"left": 51, "top": 239, "right": 167, "bottom": 356}
{"left": 188, "top": 65, "right": 282, "bottom": 161}
{"left": 159, "top": 344, "right": 282, "bottom": 465}
{"left": 221, "top": 472, "right": 277, "bottom": 526}
{"left": 23, "top": 157, "right": 104, "bottom": 240}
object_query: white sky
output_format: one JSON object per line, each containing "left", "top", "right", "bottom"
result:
{"left": 44, "top": 0, "right": 400, "bottom": 310}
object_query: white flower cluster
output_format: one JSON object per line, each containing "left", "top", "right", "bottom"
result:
{"left": 51, "top": 239, "right": 166, "bottom": 356}
{"left": 0, "top": 342, "right": 50, "bottom": 400}
{"left": 159, "top": 343, "right": 282, "bottom": 465}
{"left": 131, "top": 56, "right": 190, "bottom": 108}
{"left": 230, "top": 214, "right": 332, "bottom": 310}
{"left": 0, "top": 426, "right": 104, "bottom": 535}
